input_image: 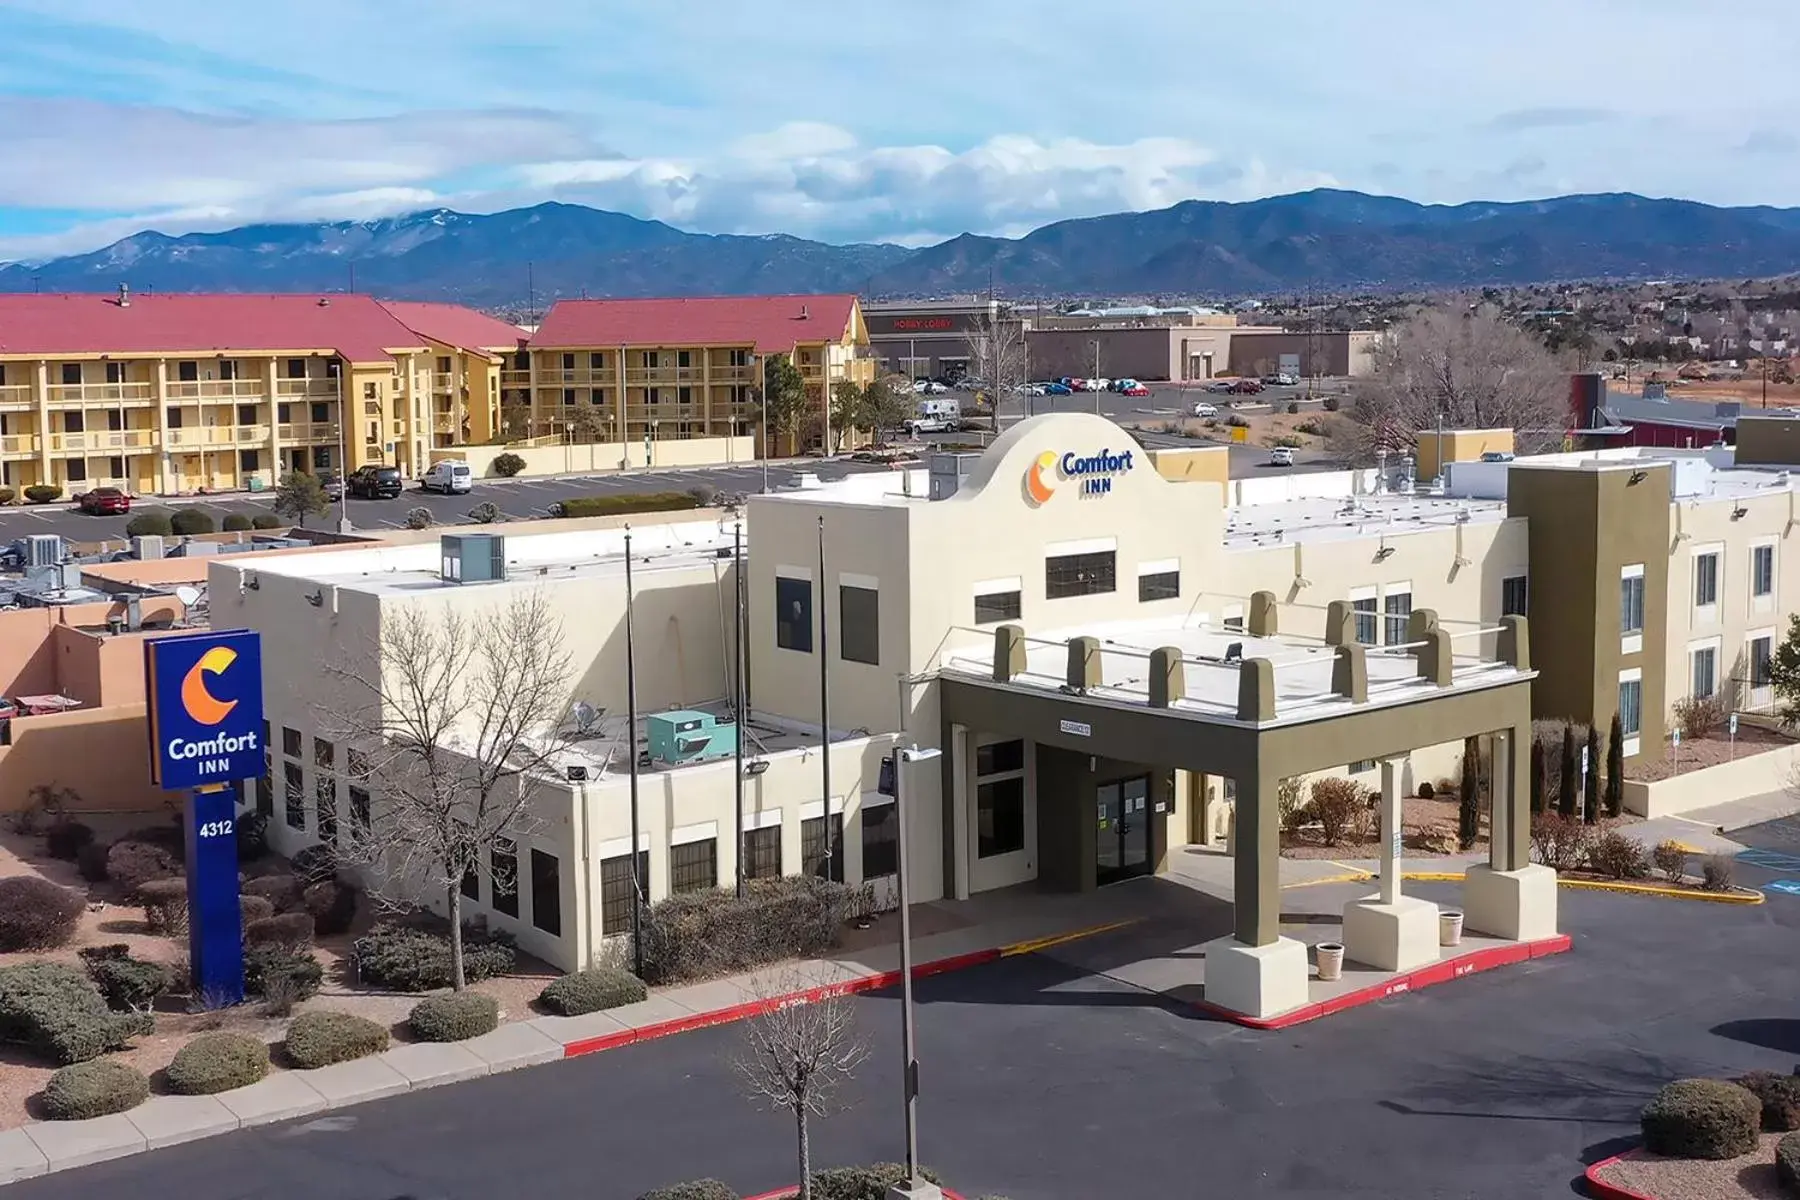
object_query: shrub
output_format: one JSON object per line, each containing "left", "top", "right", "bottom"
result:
{"left": 468, "top": 501, "right": 499, "bottom": 524}
{"left": 169, "top": 507, "right": 216, "bottom": 536}
{"left": 244, "top": 946, "right": 323, "bottom": 1010}
{"left": 537, "top": 967, "right": 647, "bottom": 1016}
{"left": 353, "top": 923, "right": 515, "bottom": 991}
{"left": 166, "top": 1031, "right": 269, "bottom": 1095}
{"left": 0, "top": 877, "right": 84, "bottom": 951}
{"left": 491, "top": 452, "right": 526, "bottom": 477}
{"left": 1586, "top": 830, "right": 1651, "bottom": 880}
{"left": 138, "top": 878, "right": 190, "bottom": 935}
{"left": 1276, "top": 776, "right": 1308, "bottom": 834}
{"left": 23, "top": 484, "right": 62, "bottom": 504}
{"left": 1417, "top": 781, "right": 1435, "bottom": 800}
{"left": 1225, "top": 413, "right": 1250, "bottom": 428}
{"left": 810, "top": 1164, "right": 944, "bottom": 1200}
{"left": 236, "top": 810, "right": 270, "bottom": 862}
{"left": 0, "top": 962, "right": 152, "bottom": 1064}
{"left": 1673, "top": 692, "right": 1729, "bottom": 739}
{"left": 1309, "top": 778, "right": 1364, "bottom": 847}
{"left": 556, "top": 492, "right": 702, "bottom": 519}
{"left": 283, "top": 1010, "right": 390, "bottom": 1069}
{"left": 1701, "top": 853, "right": 1737, "bottom": 892}
{"left": 245, "top": 912, "right": 314, "bottom": 949}
{"left": 76, "top": 841, "right": 111, "bottom": 883}
{"left": 124, "top": 511, "right": 173, "bottom": 537}
{"left": 1640, "top": 1078, "right": 1760, "bottom": 1159}
{"left": 1780, "top": 1131, "right": 1800, "bottom": 1194}
{"left": 637, "top": 875, "right": 854, "bottom": 986}
{"left": 251, "top": 513, "right": 283, "bottom": 530}
{"left": 80, "top": 949, "right": 172, "bottom": 1013}
{"left": 223, "top": 513, "right": 255, "bottom": 532}
{"left": 107, "top": 841, "right": 181, "bottom": 896}
{"left": 0, "top": 487, "right": 11, "bottom": 505}
{"left": 408, "top": 991, "right": 498, "bottom": 1042}
{"left": 303, "top": 880, "right": 358, "bottom": 937}
{"left": 1322, "top": 396, "right": 1341, "bottom": 412}
{"left": 1530, "top": 812, "right": 1593, "bottom": 872}
{"left": 1652, "top": 839, "right": 1689, "bottom": 884}
{"left": 1269, "top": 434, "right": 1304, "bottom": 448}
{"left": 125, "top": 822, "right": 187, "bottom": 862}
{"left": 39, "top": 1060, "right": 150, "bottom": 1120}
{"left": 638, "top": 1182, "right": 738, "bottom": 1200}
{"left": 244, "top": 873, "right": 303, "bottom": 912}
{"left": 404, "top": 506, "right": 434, "bottom": 530}
{"left": 686, "top": 483, "right": 719, "bottom": 507}
{"left": 1735, "top": 1071, "right": 1800, "bottom": 1131}
{"left": 290, "top": 844, "right": 339, "bottom": 887}
{"left": 1286, "top": 401, "right": 1300, "bottom": 414}
{"left": 44, "top": 819, "right": 94, "bottom": 861}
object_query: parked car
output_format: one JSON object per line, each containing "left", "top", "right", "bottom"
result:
{"left": 1043, "top": 381, "right": 1072, "bottom": 395}
{"left": 1269, "top": 447, "right": 1296, "bottom": 467}
{"left": 347, "top": 465, "right": 404, "bottom": 499}
{"left": 1206, "top": 380, "right": 1236, "bottom": 394}
{"left": 1090, "top": 378, "right": 1111, "bottom": 392}
{"left": 1123, "top": 384, "right": 1150, "bottom": 397}
{"left": 76, "top": 487, "right": 131, "bottom": 515}
{"left": 1230, "top": 379, "right": 1264, "bottom": 394}
{"left": 1014, "top": 382, "right": 1047, "bottom": 396}
{"left": 1275, "top": 372, "right": 1299, "bottom": 386}
{"left": 320, "top": 471, "right": 344, "bottom": 501}
{"left": 1191, "top": 401, "right": 1219, "bottom": 417}
{"left": 421, "top": 460, "right": 473, "bottom": 495}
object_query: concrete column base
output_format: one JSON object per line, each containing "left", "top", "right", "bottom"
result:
{"left": 1342, "top": 893, "right": 1440, "bottom": 972}
{"left": 1201, "top": 934, "right": 1309, "bottom": 1019}
{"left": 887, "top": 1181, "right": 944, "bottom": 1200}
{"left": 1462, "top": 862, "right": 1558, "bottom": 941}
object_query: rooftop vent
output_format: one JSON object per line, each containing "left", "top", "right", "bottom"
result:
{"left": 440, "top": 532, "right": 504, "bottom": 584}
{"left": 799, "top": 303, "right": 810, "bottom": 320}
{"left": 317, "top": 297, "right": 330, "bottom": 307}
{"left": 928, "top": 452, "right": 981, "bottom": 501}
{"left": 116, "top": 283, "right": 130, "bottom": 308}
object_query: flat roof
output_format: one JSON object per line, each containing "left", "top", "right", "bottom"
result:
{"left": 546, "top": 699, "right": 858, "bottom": 780}
{"left": 1223, "top": 494, "right": 1508, "bottom": 548}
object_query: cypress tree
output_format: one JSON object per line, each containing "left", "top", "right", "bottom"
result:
{"left": 1530, "top": 737, "right": 1546, "bottom": 814}
{"left": 1458, "top": 737, "right": 1481, "bottom": 850}
{"left": 1605, "top": 711, "right": 1626, "bottom": 817}
{"left": 1558, "top": 724, "right": 1578, "bottom": 818}
{"left": 1584, "top": 725, "right": 1602, "bottom": 824}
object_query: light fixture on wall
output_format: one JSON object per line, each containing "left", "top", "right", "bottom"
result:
{"left": 744, "top": 759, "right": 770, "bottom": 777}
{"left": 243, "top": 572, "right": 260, "bottom": 591}
{"left": 1374, "top": 544, "right": 1396, "bottom": 562}
{"left": 1628, "top": 470, "right": 1648, "bottom": 485}
{"left": 1732, "top": 505, "right": 1749, "bottom": 520}
{"left": 303, "top": 590, "right": 323, "bottom": 607}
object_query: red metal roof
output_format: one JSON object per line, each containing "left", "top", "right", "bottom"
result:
{"left": 378, "top": 301, "right": 525, "bottom": 354}
{"left": 0, "top": 292, "right": 425, "bottom": 363}
{"left": 530, "top": 294, "right": 859, "bottom": 352}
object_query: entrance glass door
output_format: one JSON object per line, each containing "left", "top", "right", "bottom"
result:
{"left": 1096, "top": 776, "right": 1153, "bottom": 887}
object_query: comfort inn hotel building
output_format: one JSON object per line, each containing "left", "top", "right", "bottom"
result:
{"left": 206, "top": 410, "right": 1800, "bottom": 1019}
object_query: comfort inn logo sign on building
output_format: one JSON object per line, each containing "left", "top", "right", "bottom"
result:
{"left": 144, "top": 630, "right": 266, "bottom": 791}
{"left": 1025, "top": 447, "right": 1136, "bottom": 505}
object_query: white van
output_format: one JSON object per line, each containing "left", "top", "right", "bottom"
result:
{"left": 421, "top": 461, "right": 474, "bottom": 494}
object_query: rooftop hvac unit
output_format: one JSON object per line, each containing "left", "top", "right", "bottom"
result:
{"left": 928, "top": 452, "right": 981, "bottom": 500}
{"left": 645, "top": 709, "right": 738, "bottom": 766}
{"left": 22, "top": 535, "right": 61, "bottom": 570}
{"left": 132, "top": 535, "right": 164, "bottom": 561}
{"left": 440, "top": 533, "right": 505, "bottom": 584}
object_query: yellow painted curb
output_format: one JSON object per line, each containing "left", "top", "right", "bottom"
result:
{"left": 1557, "top": 878, "right": 1764, "bottom": 904}
{"left": 1281, "top": 871, "right": 1373, "bottom": 889}
{"left": 1403, "top": 871, "right": 1468, "bottom": 882}
{"left": 1000, "top": 919, "right": 1139, "bottom": 957}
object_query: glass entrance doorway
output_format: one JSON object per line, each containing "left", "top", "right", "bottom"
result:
{"left": 1096, "top": 776, "right": 1152, "bottom": 886}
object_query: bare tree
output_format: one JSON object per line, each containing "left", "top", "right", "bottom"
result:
{"left": 735, "top": 968, "right": 869, "bottom": 1200}
{"left": 564, "top": 402, "right": 608, "bottom": 445}
{"left": 962, "top": 312, "right": 1028, "bottom": 430}
{"left": 320, "top": 590, "right": 573, "bottom": 990}
{"left": 1332, "top": 306, "right": 1570, "bottom": 462}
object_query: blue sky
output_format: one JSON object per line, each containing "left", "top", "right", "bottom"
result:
{"left": 1, "top": 0, "right": 1796, "bottom": 261}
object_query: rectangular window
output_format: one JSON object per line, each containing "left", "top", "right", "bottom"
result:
{"left": 744, "top": 825, "right": 782, "bottom": 879}
{"left": 776, "top": 576, "right": 813, "bottom": 652}
{"left": 590, "top": 352, "right": 605, "bottom": 370}
{"left": 276, "top": 403, "right": 293, "bottom": 425}
{"left": 1620, "top": 570, "right": 1645, "bottom": 636}
{"left": 1138, "top": 571, "right": 1179, "bottom": 601}
{"left": 561, "top": 353, "right": 575, "bottom": 371}
{"left": 976, "top": 739, "right": 1025, "bottom": 776}
{"left": 238, "top": 449, "right": 260, "bottom": 472}
{"left": 105, "top": 362, "right": 126, "bottom": 384}
{"left": 1619, "top": 676, "right": 1643, "bottom": 737}
{"left": 315, "top": 777, "right": 337, "bottom": 848}
{"left": 1695, "top": 551, "right": 1720, "bottom": 608}
{"left": 166, "top": 407, "right": 184, "bottom": 428}
{"left": 600, "top": 851, "right": 647, "bottom": 934}
{"left": 60, "top": 363, "right": 81, "bottom": 385}
{"left": 730, "top": 349, "right": 750, "bottom": 367}
{"left": 1352, "top": 594, "right": 1378, "bottom": 646}
{"left": 1384, "top": 588, "right": 1413, "bottom": 646}
{"left": 1754, "top": 544, "right": 1775, "bottom": 598}
{"left": 1752, "top": 636, "right": 1775, "bottom": 688}
{"left": 283, "top": 763, "right": 305, "bottom": 830}
{"left": 671, "top": 839, "right": 718, "bottom": 894}
{"left": 434, "top": 355, "right": 452, "bottom": 374}
{"left": 839, "top": 584, "right": 879, "bottom": 665}
{"left": 178, "top": 361, "right": 199, "bottom": 382}
{"left": 257, "top": 738, "right": 274, "bottom": 819}
{"left": 677, "top": 386, "right": 692, "bottom": 405}
{"left": 236, "top": 403, "right": 257, "bottom": 426}
{"left": 311, "top": 402, "right": 329, "bottom": 424}
{"left": 677, "top": 350, "right": 692, "bottom": 369}
{"left": 64, "top": 460, "right": 86, "bottom": 482}
{"left": 1045, "top": 551, "right": 1116, "bottom": 599}
{"left": 977, "top": 776, "right": 1026, "bottom": 859}
{"left": 645, "top": 350, "right": 660, "bottom": 369}
{"left": 974, "top": 589, "right": 1021, "bottom": 624}
{"left": 219, "top": 360, "right": 240, "bottom": 381}
{"left": 347, "top": 747, "right": 370, "bottom": 780}
{"left": 1349, "top": 759, "right": 1376, "bottom": 774}
{"left": 286, "top": 358, "right": 306, "bottom": 379}
{"left": 490, "top": 838, "right": 519, "bottom": 917}
{"left": 1502, "top": 575, "right": 1529, "bottom": 617}
{"left": 1692, "top": 645, "right": 1718, "bottom": 699}
{"left": 861, "top": 801, "right": 898, "bottom": 879}
{"left": 348, "top": 786, "right": 370, "bottom": 842}
{"left": 313, "top": 738, "right": 334, "bottom": 769}
{"left": 282, "top": 727, "right": 302, "bottom": 758}
{"left": 363, "top": 381, "right": 378, "bottom": 401}
{"left": 562, "top": 388, "right": 576, "bottom": 405}
{"left": 801, "top": 813, "right": 844, "bottom": 881}
{"left": 106, "top": 456, "right": 124, "bottom": 478}
{"left": 63, "top": 411, "right": 83, "bottom": 434}
{"left": 529, "top": 849, "right": 562, "bottom": 936}
{"left": 460, "top": 857, "right": 480, "bottom": 902}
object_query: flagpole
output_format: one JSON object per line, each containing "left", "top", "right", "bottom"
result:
{"left": 733, "top": 518, "right": 747, "bottom": 897}
{"left": 818, "top": 515, "right": 835, "bottom": 880}
{"left": 624, "top": 525, "right": 643, "bottom": 976}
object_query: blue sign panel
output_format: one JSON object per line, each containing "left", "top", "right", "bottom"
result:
{"left": 144, "top": 631, "right": 265, "bottom": 791}
{"left": 185, "top": 783, "right": 245, "bottom": 1005}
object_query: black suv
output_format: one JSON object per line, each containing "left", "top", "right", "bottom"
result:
{"left": 347, "top": 465, "right": 403, "bottom": 499}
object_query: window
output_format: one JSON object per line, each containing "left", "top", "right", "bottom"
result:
{"left": 63, "top": 412, "right": 83, "bottom": 434}
{"left": 776, "top": 576, "right": 813, "bottom": 652}
{"left": 644, "top": 351, "right": 660, "bottom": 369}
{"left": 311, "top": 402, "right": 329, "bottom": 423}
{"left": 744, "top": 826, "right": 782, "bottom": 879}
{"left": 60, "top": 363, "right": 80, "bottom": 385}
{"left": 178, "top": 361, "right": 199, "bottom": 383}
{"left": 861, "top": 801, "right": 898, "bottom": 879}
{"left": 347, "top": 747, "right": 370, "bottom": 780}
{"left": 460, "top": 852, "right": 480, "bottom": 901}
{"left": 976, "top": 739, "right": 1025, "bottom": 776}
{"left": 1352, "top": 594, "right": 1378, "bottom": 645}
{"left": 348, "top": 786, "right": 370, "bottom": 843}
{"left": 105, "top": 362, "right": 126, "bottom": 384}
{"left": 282, "top": 727, "right": 302, "bottom": 758}
{"left": 326, "top": 359, "right": 341, "bottom": 379}
{"left": 977, "top": 777, "right": 1026, "bottom": 858}
{"left": 313, "top": 737, "right": 334, "bottom": 769}
{"left": 600, "top": 851, "right": 647, "bottom": 934}
{"left": 839, "top": 584, "right": 879, "bottom": 665}
{"left": 677, "top": 386, "right": 692, "bottom": 405}
{"left": 801, "top": 814, "right": 844, "bottom": 881}
{"left": 238, "top": 449, "right": 260, "bottom": 472}
{"left": 529, "top": 849, "right": 563, "bottom": 936}
{"left": 1752, "top": 635, "right": 1775, "bottom": 688}
{"left": 1045, "top": 550, "right": 1116, "bottom": 599}
{"left": 1692, "top": 644, "right": 1718, "bottom": 699}
{"left": 363, "top": 382, "right": 378, "bottom": 401}
{"left": 1502, "top": 575, "right": 1529, "bottom": 617}
{"left": 286, "top": 358, "right": 306, "bottom": 379}
{"left": 1619, "top": 675, "right": 1643, "bottom": 738}
{"left": 219, "top": 360, "right": 240, "bottom": 381}
{"left": 730, "top": 349, "right": 750, "bottom": 367}
{"left": 64, "top": 460, "right": 86, "bottom": 482}
{"left": 1621, "top": 569, "right": 1645, "bottom": 636}
{"left": 316, "top": 777, "right": 337, "bottom": 848}
{"left": 590, "top": 352, "right": 605, "bottom": 370}
{"left": 434, "top": 356, "right": 452, "bottom": 374}
{"left": 284, "top": 763, "right": 305, "bottom": 830}
{"left": 671, "top": 839, "right": 718, "bottom": 893}
{"left": 106, "top": 456, "right": 124, "bottom": 479}
{"left": 561, "top": 353, "right": 575, "bottom": 371}
{"left": 1754, "top": 544, "right": 1775, "bottom": 599}
{"left": 236, "top": 403, "right": 257, "bottom": 426}
{"left": 1349, "top": 759, "right": 1376, "bottom": 774}
{"left": 490, "top": 838, "right": 519, "bottom": 917}
{"left": 312, "top": 446, "right": 332, "bottom": 469}
{"left": 1695, "top": 551, "right": 1720, "bottom": 608}
{"left": 562, "top": 388, "right": 576, "bottom": 405}
{"left": 677, "top": 350, "right": 691, "bottom": 369}
{"left": 257, "top": 733, "right": 274, "bottom": 818}
{"left": 974, "top": 589, "right": 1021, "bottom": 624}
{"left": 166, "top": 407, "right": 183, "bottom": 428}
{"left": 1383, "top": 587, "right": 1413, "bottom": 646}
{"left": 1138, "top": 571, "right": 1179, "bottom": 602}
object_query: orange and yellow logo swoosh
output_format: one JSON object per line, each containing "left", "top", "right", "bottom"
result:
{"left": 1025, "top": 451, "right": 1057, "bottom": 505}
{"left": 180, "top": 645, "right": 238, "bottom": 726}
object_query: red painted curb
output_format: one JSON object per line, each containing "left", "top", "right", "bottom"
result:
{"left": 1191, "top": 934, "right": 1574, "bottom": 1030}
{"left": 563, "top": 948, "right": 1004, "bottom": 1059}
{"left": 1583, "top": 1150, "right": 1657, "bottom": 1200}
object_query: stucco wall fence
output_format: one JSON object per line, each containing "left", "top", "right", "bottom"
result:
{"left": 432, "top": 436, "right": 755, "bottom": 479}
{"left": 1623, "top": 741, "right": 1800, "bottom": 819}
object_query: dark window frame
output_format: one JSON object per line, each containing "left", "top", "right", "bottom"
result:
{"left": 1045, "top": 550, "right": 1116, "bottom": 599}
{"left": 839, "top": 584, "right": 879, "bottom": 665}
{"left": 283, "top": 762, "right": 305, "bottom": 830}
{"left": 1502, "top": 575, "right": 1529, "bottom": 617}
{"left": 974, "top": 590, "right": 1021, "bottom": 624}
{"left": 490, "top": 838, "right": 520, "bottom": 917}
{"left": 670, "top": 838, "right": 719, "bottom": 894}
{"left": 529, "top": 848, "right": 563, "bottom": 937}
{"left": 976, "top": 776, "right": 1026, "bottom": 859}
{"left": 801, "top": 813, "right": 844, "bottom": 882}
{"left": 743, "top": 825, "right": 782, "bottom": 879}
{"left": 860, "top": 800, "right": 898, "bottom": 879}
{"left": 600, "top": 850, "right": 648, "bottom": 935}
{"left": 776, "top": 576, "right": 813, "bottom": 653}
{"left": 1137, "top": 570, "right": 1179, "bottom": 602}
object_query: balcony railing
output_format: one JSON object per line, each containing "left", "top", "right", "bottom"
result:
{"left": 500, "top": 370, "right": 531, "bottom": 387}
{"left": 0, "top": 435, "right": 38, "bottom": 456}
{"left": 47, "top": 430, "right": 159, "bottom": 453}
{"left": 166, "top": 380, "right": 267, "bottom": 400}
{"left": 274, "top": 379, "right": 340, "bottom": 397}
{"left": 46, "top": 383, "right": 154, "bottom": 406}
{"left": 624, "top": 367, "right": 704, "bottom": 384}
{"left": 0, "top": 385, "right": 31, "bottom": 411}
{"left": 430, "top": 372, "right": 458, "bottom": 391}
{"left": 164, "top": 424, "right": 269, "bottom": 448}
{"left": 276, "top": 422, "right": 340, "bottom": 443}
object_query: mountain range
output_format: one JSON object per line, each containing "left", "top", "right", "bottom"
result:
{"left": 8, "top": 189, "right": 1800, "bottom": 305}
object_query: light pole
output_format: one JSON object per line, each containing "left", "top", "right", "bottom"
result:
{"left": 887, "top": 743, "right": 942, "bottom": 1200}
{"left": 1090, "top": 341, "right": 1101, "bottom": 414}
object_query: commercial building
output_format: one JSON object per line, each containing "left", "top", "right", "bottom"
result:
{"left": 862, "top": 299, "right": 1017, "bottom": 380}
{"left": 1025, "top": 314, "right": 1379, "bottom": 383}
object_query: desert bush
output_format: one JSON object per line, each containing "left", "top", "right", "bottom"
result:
{"left": 238, "top": 894, "right": 276, "bottom": 926}
{"left": 107, "top": 841, "right": 180, "bottom": 896}
{"left": 251, "top": 513, "right": 283, "bottom": 530}
{"left": 39, "top": 1059, "right": 150, "bottom": 1120}
{"left": 686, "top": 483, "right": 719, "bottom": 507}
{"left": 1779, "top": 1130, "right": 1800, "bottom": 1194}
{"left": 0, "top": 962, "right": 152, "bottom": 1064}
{"left": 1735, "top": 1071, "right": 1800, "bottom": 1131}
{"left": 78, "top": 946, "right": 173, "bottom": 1013}
{"left": 404, "top": 506, "right": 434, "bottom": 530}
{"left": 1277, "top": 776, "right": 1308, "bottom": 834}
{"left": 468, "top": 501, "right": 499, "bottom": 524}
{"left": 636, "top": 875, "right": 853, "bottom": 986}
{"left": 1586, "top": 830, "right": 1651, "bottom": 880}
{"left": 124, "top": 511, "right": 173, "bottom": 537}
{"left": 0, "top": 487, "right": 12, "bottom": 504}
{"left": 1322, "top": 396, "right": 1341, "bottom": 411}
{"left": 556, "top": 492, "right": 701, "bottom": 518}
{"left": 1295, "top": 417, "right": 1325, "bottom": 435}
{"left": 638, "top": 1182, "right": 738, "bottom": 1200}
{"left": 125, "top": 823, "right": 186, "bottom": 861}
{"left": 303, "top": 880, "right": 358, "bottom": 936}
{"left": 290, "top": 843, "right": 338, "bottom": 886}
{"left": 1309, "top": 778, "right": 1364, "bottom": 847}
{"left": 22, "top": 484, "right": 61, "bottom": 504}
{"left": 75, "top": 840, "right": 111, "bottom": 883}
{"left": 166, "top": 1031, "right": 269, "bottom": 1095}
{"left": 1417, "top": 780, "right": 1435, "bottom": 800}
{"left": 236, "top": 811, "right": 270, "bottom": 862}
{"left": 222, "top": 513, "right": 254, "bottom": 532}
{"left": 0, "top": 877, "right": 84, "bottom": 951}
{"left": 491, "top": 452, "right": 526, "bottom": 477}
{"left": 1286, "top": 401, "right": 1300, "bottom": 414}
{"left": 44, "top": 819, "right": 93, "bottom": 861}
{"left": 283, "top": 1010, "right": 390, "bottom": 1069}
{"left": 1672, "top": 692, "right": 1729, "bottom": 739}
{"left": 244, "top": 946, "right": 323, "bottom": 1014}
{"left": 408, "top": 991, "right": 498, "bottom": 1042}
{"left": 809, "top": 1164, "right": 945, "bottom": 1200}
{"left": 1529, "top": 812, "right": 1593, "bottom": 872}
{"left": 537, "top": 967, "right": 647, "bottom": 1016}
{"left": 1225, "top": 413, "right": 1250, "bottom": 428}
{"left": 243, "top": 873, "right": 303, "bottom": 912}
{"left": 1701, "top": 853, "right": 1737, "bottom": 892}
{"left": 1652, "top": 839, "right": 1689, "bottom": 884}
{"left": 352, "top": 922, "right": 515, "bottom": 991}
{"left": 138, "top": 878, "right": 190, "bottom": 935}
{"left": 1270, "top": 434, "right": 1304, "bottom": 448}
{"left": 1640, "top": 1078, "right": 1760, "bottom": 1159}
{"left": 245, "top": 912, "right": 314, "bottom": 950}
{"left": 169, "top": 507, "right": 215, "bottom": 536}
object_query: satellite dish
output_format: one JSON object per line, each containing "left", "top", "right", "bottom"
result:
{"left": 174, "top": 586, "right": 201, "bottom": 607}
{"left": 571, "top": 700, "right": 603, "bottom": 736}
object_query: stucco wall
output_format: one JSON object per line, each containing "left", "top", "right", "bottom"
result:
{"left": 0, "top": 704, "right": 167, "bottom": 813}
{"left": 434, "top": 436, "right": 754, "bottom": 478}
{"left": 1622, "top": 742, "right": 1800, "bottom": 818}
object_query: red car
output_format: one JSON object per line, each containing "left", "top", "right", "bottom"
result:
{"left": 1230, "top": 379, "right": 1264, "bottom": 395}
{"left": 77, "top": 487, "right": 131, "bottom": 515}
{"left": 1123, "top": 384, "right": 1150, "bottom": 397}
